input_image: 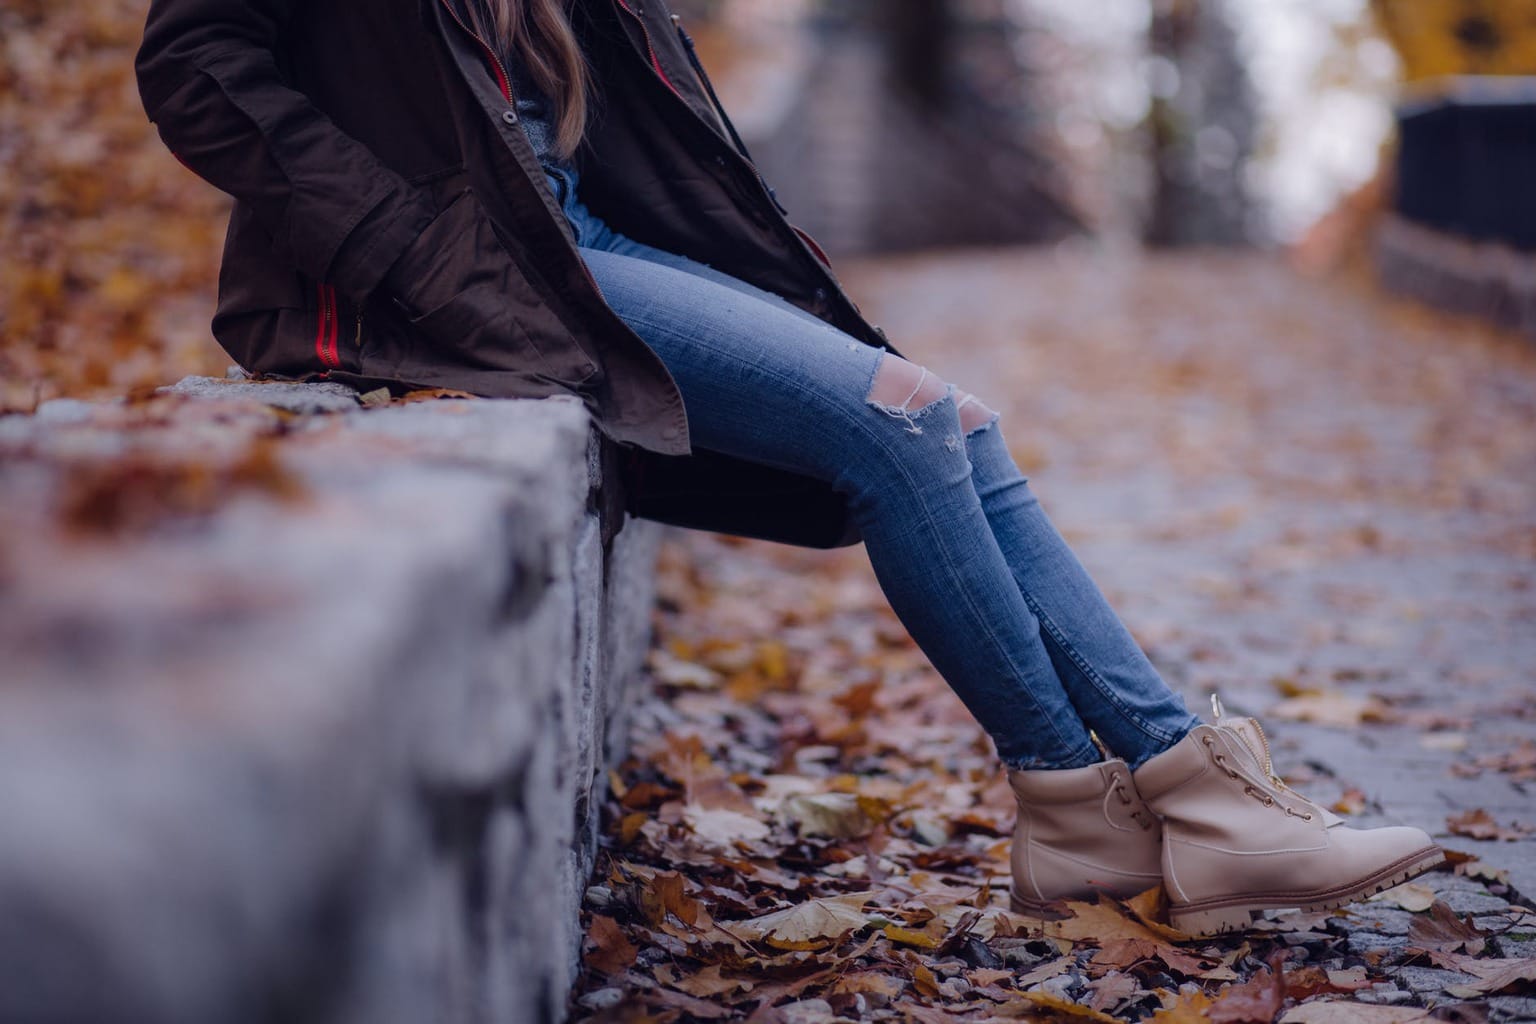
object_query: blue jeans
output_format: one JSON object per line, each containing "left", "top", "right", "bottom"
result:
{"left": 551, "top": 167, "right": 1198, "bottom": 770}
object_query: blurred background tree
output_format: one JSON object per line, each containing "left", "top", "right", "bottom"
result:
{"left": 5, "top": 0, "right": 1533, "bottom": 408}
{"left": 1144, "top": 0, "right": 1258, "bottom": 246}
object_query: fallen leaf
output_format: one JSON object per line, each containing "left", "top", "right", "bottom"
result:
{"left": 831, "top": 971, "right": 906, "bottom": 999}
{"left": 649, "top": 651, "right": 722, "bottom": 689}
{"left": 1124, "top": 886, "right": 1192, "bottom": 942}
{"left": 1447, "top": 808, "right": 1533, "bottom": 842}
{"left": 1407, "top": 899, "right": 1487, "bottom": 955}
{"left": 1369, "top": 882, "right": 1436, "bottom": 913}
{"left": 1419, "top": 731, "right": 1468, "bottom": 752}
{"left": 398, "top": 387, "right": 476, "bottom": 402}
{"left": 585, "top": 914, "right": 637, "bottom": 976}
{"left": 723, "top": 893, "right": 873, "bottom": 950}
{"left": 1331, "top": 788, "right": 1368, "bottom": 815}
{"left": 968, "top": 967, "right": 1015, "bottom": 988}
{"left": 1268, "top": 692, "right": 1393, "bottom": 727}
{"left": 1206, "top": 967, "right": 1284, "bottom": 1024}
{"left": 662, "top": 963, "right": 755, "bottom": 999}
{"left": 1045, "top": 897, "right": 1172, "bottom": 945}
{"left": 636, "top": 871, "right": 703, "bottom": 929}
{"left": 683, "top": 804, "right": 771, "bottom": 848}
{"left": 1151, "top": 990, "right": 1214, "bottom": 1022}
{"left": 910, "top": 961, "right": 941, "bottom": 999}
{"left": 1430, "top": 954, "right": 1536, "bottom": 996}
{"left": 883, "top": 924, "right": 942, "bottom": 949}
{"left": 1011, "top": 990, "right": 1123, "bottom": 1022}
{"left": 1017, "top": 957, "right": 1072, "bottom": 987}
{"left": 1084, "top": 971, "right": 1144, "bottom": 1013}
{"left": 782, "top": 791, "right": 885, "bottom": 839}
{"left": 1461, "top": 860, "right": 1511, "bottom": 886}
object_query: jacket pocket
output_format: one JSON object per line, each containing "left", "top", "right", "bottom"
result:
{"left": 384, "top": 189, "right": 598, "bottom": 386}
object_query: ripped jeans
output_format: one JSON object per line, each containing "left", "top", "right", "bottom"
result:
{"left": 555, "top": 171, "right": 1198, "bottom": 770}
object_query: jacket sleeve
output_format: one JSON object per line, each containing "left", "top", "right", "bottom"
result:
{"left": 135, "top": 0, "right": 437, "bottom": 299}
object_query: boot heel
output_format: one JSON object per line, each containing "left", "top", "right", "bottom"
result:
{"left": 1169, "top": 903, "right": 1257, "bottom": 938}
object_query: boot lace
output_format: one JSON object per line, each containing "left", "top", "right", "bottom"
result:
{"left": 1200, "top": 733, "right": 1314, "bottom": 821}
{"left": 1109, "top": 771, "right": 1154, "bottom": 830}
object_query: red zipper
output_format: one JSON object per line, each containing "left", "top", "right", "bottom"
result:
{"left": 436, "top": 0, "right": 513, "bottom": 101}
{"left": 314, "top": 283, "right": 340, "bottom": 369}
{"left": 614, "top": 0, "right": 683, "bottom": 99}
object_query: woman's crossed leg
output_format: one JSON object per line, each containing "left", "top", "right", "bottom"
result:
{"left": 579, "top": 242, "right": 1196, "bottom": 770}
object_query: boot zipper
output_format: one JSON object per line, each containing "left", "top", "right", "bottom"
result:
{"left": 1211, "top": 693, "right": 1291, "bottom": 793}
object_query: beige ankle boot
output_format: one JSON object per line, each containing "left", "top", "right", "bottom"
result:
{"left": 1008, "top": 759, "right": 1163, "bottom": 914}
{"left": 1133, "top": 707, "right": 1444, "bottom": 937}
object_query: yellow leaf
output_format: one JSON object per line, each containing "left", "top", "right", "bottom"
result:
{"left": 882, "top": 925, "right": 941, "bottom": 949}
{"left": 1011, "top": 990, "right": 1122, "bottom": 1022}
{"left": 782, "top": 791, "right": 886, "bottom": 839}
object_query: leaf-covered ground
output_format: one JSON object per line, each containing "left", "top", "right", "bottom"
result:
{"left": 570, "top": 252, "right": 1536, "bottom": 1023}
{"left": 0, "top": 0, "right": 229, "bottom": 412}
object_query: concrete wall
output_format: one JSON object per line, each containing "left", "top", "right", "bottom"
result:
{"left": 0, "top": 380, "right": 661, "bottom": 1024}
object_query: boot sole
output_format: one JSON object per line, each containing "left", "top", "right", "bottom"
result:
{"left": 1008, "top": 892, "right": 1056, "bottom": 917}
{"left": 1169, "top": 845, "right": 1446, "bottom": 938}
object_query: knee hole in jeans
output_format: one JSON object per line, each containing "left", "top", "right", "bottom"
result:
{"left": 866, "top": 354, "right": 951, "bottom": 435}
{"left": 955, "top": 390, "right": 1000, "bottom": 435}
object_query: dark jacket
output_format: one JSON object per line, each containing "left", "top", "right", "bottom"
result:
{"left": 136, "top": 0, "right": 886, "bottom": 546}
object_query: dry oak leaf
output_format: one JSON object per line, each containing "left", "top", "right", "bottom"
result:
{"left": 1277, "top": 1004, "right": 1429, "bottom": 1023}
{"left": 636, "top": 870, "right": 703, "bottom": 929}
{"left": 1205, "top": 967, "right": 1284, "bottom": 1024}
{"left": 657, "top": 963, "right": 755, "bottom": 999}
{"left": 722, "top": 892, "right": 874, "bottom": 951}
{"left": 1090, "top": 938, "right": 1219, "bottom": 979}
{"left": 1429, "top": 954, "right": 1536, "bottom": 997}
{"left": 1046, "top": 896, "right": 1217, "bottom": 977}
{"left": 1446, "top": 808, "right": 1533, "bottom": 842}
{"left": 1283, "top": 964, "right": 1374, "bottom": 1000}
{"left": 1406, "top": 899, "right": 1487, "bottom": 956}
{"left": 584, "top": 914, "right": 638, "bottom": 976}
{"left": 1044, "top": 897, "right": 1171, "bottom": 945}
{"left": 1085, "top": 971, "right": 1145, "bottom": 1013}
{"left": 1124, "top": 886, "right": 1195, "bottom": 942}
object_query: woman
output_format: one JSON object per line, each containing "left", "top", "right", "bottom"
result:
{"left": 136, "top": 0, "right": 1442, "bottom": 937}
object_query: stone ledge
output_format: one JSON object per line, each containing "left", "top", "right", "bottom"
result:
{"left": 0, "top": 379, "right": 660, "bottom": 1023}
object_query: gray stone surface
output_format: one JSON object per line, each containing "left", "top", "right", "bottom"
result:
{"left": 161, "top": 374, "right": 364, "bottom": 413}
{"left": 0, "top": 382, "right": 661, "bottom": 1024}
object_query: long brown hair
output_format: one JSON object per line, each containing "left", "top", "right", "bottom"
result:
{"left": 469, "top": 0, "right": 590, "bottom": 158}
